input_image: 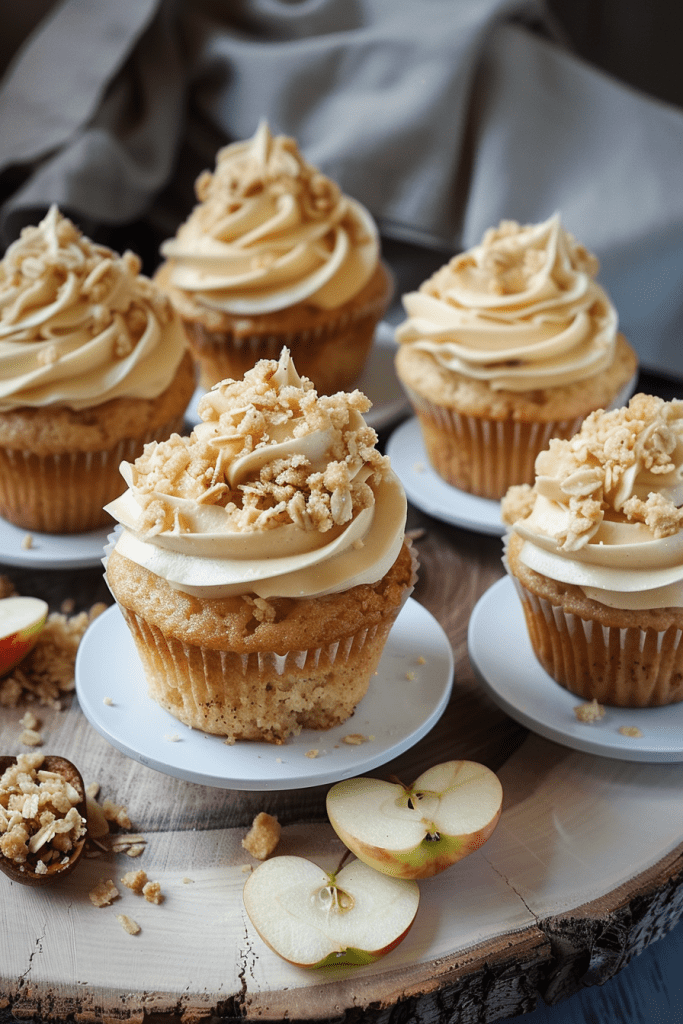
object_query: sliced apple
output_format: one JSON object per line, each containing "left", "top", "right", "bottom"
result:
{"left": 326, "top": 760, "right": 503, "bottom": 879}
{"left": 243, "top": 855, "right": 419, "bottom": 968}
{"left": 0, "top": 596, "right": 49, "bottom": 677}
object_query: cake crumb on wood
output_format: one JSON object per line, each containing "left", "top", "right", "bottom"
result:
{"left": 116, "top": 913, "right": 141, "bottom": 935}
{"left": 89, "top": 879, "right": 119, "bottom": 907}
{"left": 242, "top": 812, "right": 281, "bottom": 860}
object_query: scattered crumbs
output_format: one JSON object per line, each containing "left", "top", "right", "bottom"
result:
{"left": 352, "top": 538, "right": 364, "bottom": 550}
{"left": 19, "top": 710, "right": 40, "bottom": 731}
{"left": 21, "top": 534, "right": 33, "bottom": 551}
{"left": 60, "top": 598, "right": 75, "bottom": 615}
{"left": 89, "top": 878, "right": 120, "bottom": 907}
{"left": 406, "top": 670, "right": 415, "bottom": 681}
{"left": 86, "top": 782, "right": 100, "bottom": 799}
{"left": 121, "top": 869, "right": 147, "bottom": 893}
{"left": 182, "top": 877, "right": 194, "bottom": 884}
{"left": 341, "top": 734, "right": 367, "bottom": 746}
{"left": 573, "top": 698, "right": 605, "bottom": 724}
{"left": 275, "top": 757, "right": 283, "bottom": 763}
{"left": 242, "top": 812, "right": 281, "bottom": 860}
{"left": 164, "top": 733, "right": 181, "bottom": 742}
{"left": 102, "top": 798, "right": 132, "bottom": 830}
{"left": 618, "top": 725, "right": 644, "bottom": 738}
{"left": 241, "top": 864, "right": 253, "bottom": 874}
{"left": 85, "top": 849, "right": 103, "bottom": 858}
{"left": 103, "top": 696, "right": 114, "bottom": 706}
{"left": 142, "top": 880, "right": 164, "bottom": 904}
{"left": 368, "top": 734, "right": 375, "bottom": 741}
{"left": 223, "top": 736, "right": 236, "bottom": 746}
{"left": 417, "top": 656, "right": 426, "bottom": 665}
{"left": 116, "top": 913, "right": 141, "bottom": 936}
{"left": 18, "top": 728, "right": 43, "bottom": 747}
{"left": 0, "top": 590, "right": 107, "bottom": 709}
{"left": 411, "top": 463, "right": 426, "bottom": 475}
{"left": 305, "top": 749, "right": 319, "bottom": 759}
{"left": 125, "top": 843, "right": 146, "bottom": 858}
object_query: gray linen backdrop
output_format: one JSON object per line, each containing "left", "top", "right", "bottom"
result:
{"left": 2, "top": 0, "right": 683, "bottom": 375}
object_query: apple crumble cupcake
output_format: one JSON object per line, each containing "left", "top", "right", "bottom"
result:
{"left": 155, "top": 121, "right": 393, "bottom": 395}
{"left": 502, "top": 394, "right": 683, "bottom": 707}
{"left": 104, "top": 350, "right": 415, "bottom": 743}
{"left": 0, "top": 206, "right": 195, "bottom": 533}
{"left": 395, "top": 214, "right": 638, "bottom": 499}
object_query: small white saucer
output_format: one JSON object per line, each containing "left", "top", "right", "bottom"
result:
{"left": 468, "top": 576, "right": 683, "bottom": 763}
{"left": 0, "top": 515, "right": 111, "bottom": 570}
{"left": 386, "top": 417, "right": 504, "bottom": 536}
{"left": 183, "top": 322, "right": 408, "bottom": 433}
{"left": 75, "top": 597, "right": 454, "bottom": 791}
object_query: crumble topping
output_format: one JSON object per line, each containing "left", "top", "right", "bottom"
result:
{"left": 0, "top": 753, "right": 86, "bottom": 868}
{"left": 432, "top": 218, "right": 599, "bottom": 302}
{"left": 506, "top": 395, "right": 683, "bottom": 551}
{"left": 189, "top": 125, "right": 368, "bottom": 247}
{"left": 0, "top": 205, "right": 172, "bottom": 353}
{"left": 127, "top": 356, "right": 388, "bottom": 538}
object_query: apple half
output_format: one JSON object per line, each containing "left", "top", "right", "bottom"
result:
{"left": 326, "top": 760, "right": 503, "bottom": 879}
{"left": 0, "top": 596, "right": 49, "bottom": 677}
{"left": 243, "top": 855, "right": 419, "bottom": 967}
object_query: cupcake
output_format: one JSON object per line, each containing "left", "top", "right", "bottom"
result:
{"left": 155, "top": 121, "right": 393, "bottom": 395}
{"left": 104, "top": 349, "right": 414, "bottom": 744}
{"left": 0, "top": 206, "right": 195, "bottom": 534}
{"left": 394, "top": 214, "right": 638, "bottom": 500}
{"left": 502, "top": 394, "right": 683, "bottom": 707}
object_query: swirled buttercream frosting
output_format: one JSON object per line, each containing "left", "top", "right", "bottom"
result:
{"left": 106, "top": 349, "right": 407, "bottom": 599}
{"left": 502, "top": 395, "right": 683, "bottom": 609}
{"left": 0, "top": 205, "right": 187, "bottom": 413}
{"left": 395, "top": 213, "right": 618, "bottom": 392}
{"left": 159, "top": 121, "right": 379, "bottom": 315}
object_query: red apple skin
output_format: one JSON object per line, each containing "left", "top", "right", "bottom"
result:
{"left": 0, "top": 633, "right": 40, "bottom": 677}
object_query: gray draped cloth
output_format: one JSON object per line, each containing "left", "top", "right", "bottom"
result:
{"left": 2, "top": 0, "right": 683, "bottom": 375}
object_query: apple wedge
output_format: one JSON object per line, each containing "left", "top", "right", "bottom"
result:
{"left": 0, "top": 596, "right": 49, "bottom": 677}
{"left": 243, "top": 855, "right": 419, "bottom": 968}
{"left": 326, "top": 760, "right": 503, "bottom": 879}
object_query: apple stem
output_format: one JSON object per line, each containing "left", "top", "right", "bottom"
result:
{"left": 335, "top": 847, "right": 353, "bottom": 874}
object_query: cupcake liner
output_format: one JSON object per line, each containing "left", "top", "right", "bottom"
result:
{"left": 0, "top": 413, "right": 185, "bottom": 534}
{"left": 403, "top": 386, "right": 585, "bottom": 499}
{"left": 508, "top": 573, "right": 683, "bottom": 708}
{"left": 118, "top": 604, "right": 400, "bottom": 743}
{"left": 181, "top": 271, "right": 392, "bottom": 394}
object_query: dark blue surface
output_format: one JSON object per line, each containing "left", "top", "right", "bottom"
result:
{"left": 496, "top": 916, "right": 683, "bottom": 1023}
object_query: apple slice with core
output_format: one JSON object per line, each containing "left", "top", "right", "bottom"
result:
{"left": 243, "top": 855, "right": 419, "bottom": 967}
{"left": 326, "top": 760, "right": 503, "bottom": 879}
{"left": 0, "top": 596, "right": 49, "bottom": 677}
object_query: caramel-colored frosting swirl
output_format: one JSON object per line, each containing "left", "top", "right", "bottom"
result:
{"left": 396, "top": 213, "right": 618, "bottom": 391}
{"left": 106, "top": 350, "right": 407, "bottom": 599}
{"left": 0, "top": 206, "right": 187, "bottom": 412}
{"left": 502, "top": 395, "right": 683, "bottom": 609}
{"left": 159, "top": 121, "right": 379, "bottom": 314}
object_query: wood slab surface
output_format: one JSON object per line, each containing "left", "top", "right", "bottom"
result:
{"left": 1, "top": 441, "right": 683, "bottom": 1024}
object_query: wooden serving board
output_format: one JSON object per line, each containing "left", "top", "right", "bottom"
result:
{"left": 1, "top": 508, "right": 683, "bottom": 1024}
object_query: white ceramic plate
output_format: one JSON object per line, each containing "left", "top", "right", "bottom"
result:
{"left": 468, "top": 576, "right": 683, "bottom": 763}
{"left": 183, "top": 322, "right": 408, "bottom": 433}
{"left": 0, "top": 515, "right": 110, "bottom": 570}
{"left": 75, "top": 597, "right": 454, "bottom": 790}
{"left": 386, "top": 417, "right": 504, "bottom": 536}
